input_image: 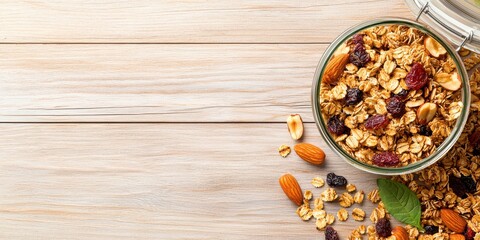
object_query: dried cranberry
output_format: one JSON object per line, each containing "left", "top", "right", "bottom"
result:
{"left": 449, "top": 175, "right": 468, "bottom": 198}
{"left": 352, "top": 34, "right": 364, "bottom": 45}
{"left": 465, "top": 227, "right": 475, "bottom": 240}
{"left": 325, "top": 226, "right": 340, "bottom": 240}
{"left": 461, "top": 175, "right": 477, "bottom": 194}
{"left": 419, "top": 125, "right": 432, "bottom": 136}
{"left": 391, "top": 89, "right": 409, "bottom": 100}
{"left": 387, "top": 96, "right": 406, "bottom": 118}
{"left": 375, "top": 218, "right": 392, "bottom": 238}
{"left": 372, "top": 152, "right": 400, "bottom": 167}
{"left": 345, "top": 88, "right": 363, "bottom": 106}
{"left": 349, "top": 43, "right": 371, "bottom": 67}
{"left": 326, "top": 173, "right": 348, "bottom": 187}
{"left": 327, "top": 115, "right": 349, "bottom": 135}
{"left": 364, "top": 115, "right": 389, "bottom": 130}
{"left": 405, "top": 63, "right": 428, "bottom": 90}
{"left": 424, "top": 225, "right": 439, "bottom": 235}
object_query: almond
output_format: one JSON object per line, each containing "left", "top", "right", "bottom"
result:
{"left": 391, "top": 226, "right": 409, "bottom": 240}
{"left": 322, "top": 53, "right": 349, "bottom": 84}
{"left": 441, "top": 208, "right": 467, "bottom": 233}
{"left": 287, "top": 114, "right": 304, "bottom": 140}
{"left": 294, "top": 143, "right": 326, "bottom": 165}
{"left": 279, "top": 173, "right": 303, "bottom": 206}
{"left": 424, "top": 36, "right": 447, "bottom": 57}
{"left": 450, "top": 234, "right": 466, "bottom": 240}
{"left": 437, "top": 72, "right": 462, "bottom": 91}
{"left": 417, "top": 102, "right": 437, "bottom": 125}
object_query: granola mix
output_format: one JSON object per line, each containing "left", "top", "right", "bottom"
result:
{"left": 319, "top": 24, "right": 463, "bottom": 167}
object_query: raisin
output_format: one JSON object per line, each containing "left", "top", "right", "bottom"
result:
{"left": 461, "top": 175, "right": 477, "bottom": 194}
{"left": 364, "top": 115, "right": 389, "bottom": 130}
{"left": 345, "top": 88, "right": 363, "bottom": 106}
{"left": 327, "top": 115, "right": 349, "bottom": 135}
{"left": 325, "top": 226, "right": 340, "bottom": 240}
{"left": 387, "top": 96, "right": 406, "bottom": 118}
{"left": 424, "top": 225, "right": 439, "bottom": 235}
{"left": 375, "top": 218, "right": 392, "bottom": 238}
{"left": 405, "top": 63, "right": 428, "bottom": 90}
{"left": 419, "top": 125, "right": 432, "bottom": 136}
{"left": 473, "top": 148, "right": 480, "bottom": 156}
{"left": 372, "top": 152, "right": 400, "bottom": 167}
{"left": 326, "top": 173, "right": 348, "bottom": 187}
{"left": 349, "top": 43, "right": 371, "bottom": 67}
{"left": 391, "top": 89, "right": 409, "bottom": 100}
{"left": 469, "top": 129, "right": 480, "bottom": 149}
{"left": 465, "top": 227, "right": 475, "bottom": 240}
{"left": 352, "top": 34, "right": 364, "bottom": 45}
{"left": 449, "top": 175, "right": 468, "bottom": 198}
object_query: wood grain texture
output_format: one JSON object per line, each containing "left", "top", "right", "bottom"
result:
{"left": 0, "top": 44, "right": 324, "bottom": 123}
{"left": 1, "top": 0, "right": 411, "bottom": 43}
{"left": 0, "top": 123, "right": 388, "bottom": 239}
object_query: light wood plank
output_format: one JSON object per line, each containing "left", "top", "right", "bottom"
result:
{"left": 1, "top": 44, "right": 324, "bottom": 122}
{"left": 0, "top": 123, "right": 389, "bottom": 239}
{"left": 1, "top": 0, "right": 411, "bottom": 43}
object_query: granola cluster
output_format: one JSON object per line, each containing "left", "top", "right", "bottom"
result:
{"left": 391, "top": 68, "right": 480, "bottom": 239}
{"left": 319, "top": 24, "right": 463, "bottom": 167}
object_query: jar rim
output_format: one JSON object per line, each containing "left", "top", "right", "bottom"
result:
{"left": 311, "top": 18, "right": 471, "bottom": 175}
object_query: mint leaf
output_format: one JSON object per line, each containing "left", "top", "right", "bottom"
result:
{"left": 377, "top": 178, "right": 424, "bottom": 231}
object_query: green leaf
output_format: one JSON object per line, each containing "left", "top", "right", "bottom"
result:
{"left": 377, "top": 178, "right": 424, "bottom": 231}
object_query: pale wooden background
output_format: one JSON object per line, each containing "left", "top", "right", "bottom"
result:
{"left": 0, "top": 1, "right": 412, "bottom": 239}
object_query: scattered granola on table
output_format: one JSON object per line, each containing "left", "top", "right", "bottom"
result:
{"left": 319, "top": 24, "right": 463, "bottom": 167}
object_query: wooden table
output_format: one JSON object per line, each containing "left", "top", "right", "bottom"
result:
{"left": 1, "top": 1, "right": 413, "bottom": 239}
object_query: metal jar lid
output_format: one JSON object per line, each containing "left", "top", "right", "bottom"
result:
{"left": 405, "top": 0, "right": 480, "bottom": 53}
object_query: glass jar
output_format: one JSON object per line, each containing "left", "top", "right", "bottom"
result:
{"left": 311, "top": 18, "right": 471, "bottom": 175}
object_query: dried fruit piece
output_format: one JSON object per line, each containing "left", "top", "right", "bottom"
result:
{"left": 350, "top": 43, "right": 371, "bottom": 67}
{"left": 391, "top": 226, "right": 409, "bottom": 240}
{"left": 279, "top": 173, "right": 303, "bottom": 206}
{"left": 469, "top": 129, "right": 480, "bottom": 149}
{"left": 364, "top": 114, "right": 389, "bottom": 130}
{"left": 326, "top": 172, "right": 348, "bottom": 187}
{"left": 278, "top": 144, "right": 291, "bottom": 158}
{"left": 418, "top": 125, "right": 432, "bottom": 136}
{"left": 325, "top": 226, "right": 340, "bottom": 240}
{"left": 424, "top": 225, "right": 439, "bottom": 234}
{"left": 372, "top": 152, "right": 399, "bottom": 167}
{"left": 322, "top": 53, "right": 349, "bottom": 84}
{"left": 327, "top": 115, "right": 349, "bottom": 135}
{"left": 417, "top": 103, "right": 437, "bottom": 125}
{"left": 405, "top": 63, "right": 428, "bottom": 90}
{"left": 294, "top": 143, "right": 326, "bottom": 165}
{"left": 449, "top": 175, "right": 468, "bottom": 198}
{"left": 287, "top": 114, "right": 304, "bottom": 140}
{"left": 440, "top": 208, "right": 467, "bottom": 233}
{"left": 345, "top": 88, "right": 363, "bottom": 105}
{"left": 461, "top": 176, "right": 477, "bottom": 194}
{"left": 352, "top": 34, "right": 365, "bottom": 45}
{"left": 465, "top": 227, "right": 475, "bottom": 240}
{"left": 375, "top": 218, "right": 392, "bottom": 238}
{"left": 424, "top": 36, "right": 447, "bottom": 57}
{"left": 436, "top": 72, "right": 462, "bottom": 91}
{"left": 391, "top": 88, "right": 409, "bottom": 100}
{"left": 387, "top": 96, "right": 406, "bottom": 118}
